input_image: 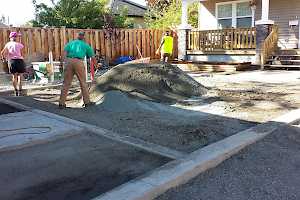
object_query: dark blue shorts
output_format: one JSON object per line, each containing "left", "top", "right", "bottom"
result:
{"left": 9, "top": 59, "right": 26, "bottom": 74}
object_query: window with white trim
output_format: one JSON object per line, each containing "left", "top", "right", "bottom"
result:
{"left": 216, "top": 1, "right": 252, "bottom": 29}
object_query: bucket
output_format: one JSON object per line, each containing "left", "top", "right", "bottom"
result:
{"left": 0, "top": 59, "right": 9, "bottom": 74}
{"left": 32, "top": 62, "right": 63, "bottom": 81}
{"left": 32, "top": 62, "right": 48, "bottom": 81}
{"left": 53, "top": 62, "right": 63, "bottom": 80}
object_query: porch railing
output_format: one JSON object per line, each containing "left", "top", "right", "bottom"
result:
{"left": 187, "top": 28, "right": 256, "bottom": 51}
{"left": 261, "top": 25, "right": 279, "bottom": 69}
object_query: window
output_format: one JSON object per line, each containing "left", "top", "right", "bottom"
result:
{"left": 216, "top": 1, "right": 252, "bottom": 29}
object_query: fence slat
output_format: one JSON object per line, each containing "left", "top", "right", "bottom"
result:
{"left": 95, "top": 30, "right": 100, "bottom": 52}
{"left": 128, "top": 30, "right": 133, "bottom": 57}
{"left": 141, "top": 30, "right": 146, "bottom": 57}
{"left": 28, "top": 29, "right": 33, "bottom": 57}
{"left": 60, "top": 28, "right": 65, "bottom": 58}
{"left": 120, "top": 30, "right": 124, "bottom": 56}
{"left": 98, "top": 31, "right": 103, "bottom": 56}
{"left": 53, "top": 29, "right": 59, "bottom": 60}
{"left": 150, "top": 30, "right": 155, "bottom": 58}
{"left": 115, "top": 30, "right": 121, "bottom": 58}
{"left": 41, "top": 29, "right": 46, "bottom": 58}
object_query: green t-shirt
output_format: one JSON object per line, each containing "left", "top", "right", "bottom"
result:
{"left": 64, "top": 39, "right": 95, "bottom": 59}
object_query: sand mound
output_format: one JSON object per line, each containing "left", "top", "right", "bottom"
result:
{"left": 97, "top": 90, "right": 208, "bottom": 118}
{"left": 91, "top": 63, "right": 208, "bottom": 103}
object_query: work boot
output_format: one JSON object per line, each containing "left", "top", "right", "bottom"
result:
{"left": 83, "top": 102, "right": 96, "bottom": 108}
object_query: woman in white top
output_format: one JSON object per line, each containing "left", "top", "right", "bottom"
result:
{"left": 1, "top": 32, "right": 26, "bottom": 96}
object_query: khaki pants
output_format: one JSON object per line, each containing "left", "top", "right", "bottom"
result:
{"left": 59, "top": 58, "right": 90, "bottom": 105}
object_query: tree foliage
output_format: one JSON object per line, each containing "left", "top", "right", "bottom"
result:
{"left": 31, "top": 0, "right": 133, "bottom": 29}
{"left": 145, "top": 0, "right": 198, "bottom": 29}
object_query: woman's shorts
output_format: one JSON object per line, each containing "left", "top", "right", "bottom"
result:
{"left": 8, "top": 59, "right": 26, "bottom": 74}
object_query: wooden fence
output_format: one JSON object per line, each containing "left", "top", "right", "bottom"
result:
{"left": 0, "top": 27, "right": 178, "bottom": 63}
{"left": 187, "top": 27, "right": 256, "bottom": 51}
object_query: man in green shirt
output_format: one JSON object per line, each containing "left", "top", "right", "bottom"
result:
{"left": 59, "top": 31, "right": 96, "bottom": 109}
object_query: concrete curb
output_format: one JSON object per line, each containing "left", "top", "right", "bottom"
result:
{"left": 92, "top": 109, "right": 300, "bottom": 200}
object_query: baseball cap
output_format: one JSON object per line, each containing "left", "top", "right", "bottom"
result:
{"left": 78, "top": 31, "right": 85, "bottom": 36}
{"left": 9, "top": 32, "right": 18, "bottom": 38}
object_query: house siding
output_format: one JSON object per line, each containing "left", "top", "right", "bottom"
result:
{"left": 199, "top": 0, "right": 300, "bottom": 49}
{"left": 199, "top": 0, "right": 232, "bottom": 30}
{"left": 256, "top": 0, "right": 300, "bottom": 49}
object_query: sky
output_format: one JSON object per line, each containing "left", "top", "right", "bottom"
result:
{"left": 0, "top": 0, "right": 147, "bottom": 26}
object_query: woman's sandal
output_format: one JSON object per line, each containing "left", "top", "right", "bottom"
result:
{"left": 58, "top": 104, "right": 67, "bottom": 109}
{"left": 14, "top": 90, "right": 19, "bottom": 96}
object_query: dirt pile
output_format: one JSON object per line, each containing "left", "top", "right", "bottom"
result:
{"left": 97, "top": 90, "right": 208, "bottom": 117}
{"left": 91, "top": 63, "right": 208, "bottom": 103}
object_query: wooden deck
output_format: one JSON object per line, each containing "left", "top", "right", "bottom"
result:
{"left": 187, "top": 28, "right": 256, "bottom": 52}
{"left": 175, "top": 61, "right": 253, "bottom": 73}
{"left": 187, "top": 50, "right": 256, "bottom": 55}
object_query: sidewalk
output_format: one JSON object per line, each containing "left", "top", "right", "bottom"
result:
{"left": 157, "top": 124, "right": 300, "bottom": 200}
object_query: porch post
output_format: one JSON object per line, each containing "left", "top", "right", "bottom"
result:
{"left": 255, "top": 0, "right": 274, "bottom": 67}
{"left": 178, "top": 0, "right": 192, "bottom": 60}
{"left": 181, "top": 0, "right": 189, "bottom": 27}
{"left": 256, "top": 0, "right": 274, "bottom": 25}
{"left": 198, "top": 2, "right": 201, "bottom": 29}
{"left": 261, "top": 0, "right": 269, "bottom": 22}
{"left": 251, "top": 5, "right": 256, "bottom": 27}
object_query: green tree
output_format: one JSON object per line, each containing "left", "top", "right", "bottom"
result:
{"left": 103, "top": 7, "right": 134, "bottom": 29}
{"left": 145, "top": 0, "right": 198, "bottom": 29}
{"left": 31, "top": 0, "right": 133, "bottom": 29}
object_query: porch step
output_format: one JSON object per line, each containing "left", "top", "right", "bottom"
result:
{"left": 278, "top": 49, "right": 300, "bottom": 53}
{"left": 264, "top": 64, "right": 300, "bottom": 68}
{"left": 267, "top": 60, "right": 300, "bottom": 63}
{"left": 174, "top": 61, "right": 251, "bottom": 65}
{"left": 176, "top": 62, "right": 253, "bottom": 73}
{"left": 187, "top": 50, "right": 256, "bottom": 55}
{"left": 265, "top": 49, "right": 300, "bottom": 70}
{"left": 272, "top": 55, "right": 300, "bottom": 57}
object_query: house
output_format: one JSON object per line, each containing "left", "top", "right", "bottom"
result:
{"left": 178, "top": 0, "right": 300, "bottom": 68}
{"left": 0, "top": 22, "right": 8, "bottom": 28}
{"left": 109, "top": 0, "right": 148, "bottom": 28}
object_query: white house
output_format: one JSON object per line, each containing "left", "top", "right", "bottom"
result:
{"left": 178, "top": 0, "right": 300, "bottom": 67}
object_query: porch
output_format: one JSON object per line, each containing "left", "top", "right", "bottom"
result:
{"left": 185, "top": 25, "right": 278, "bottom": 65}
{"left": 186, "top": 27, "right": 257, "bottom": 63}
